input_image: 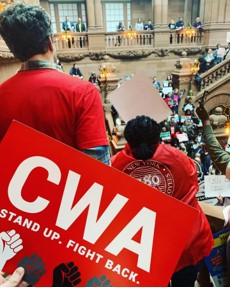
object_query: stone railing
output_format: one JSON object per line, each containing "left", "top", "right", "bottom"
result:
{"left": 54, "top": 32, "right": 88, "bottom": 50}
{"left": 197, "top": 58, "right": 230, "bottom": 92}
{"left": 105, "top": 31, "right": 154, "bottom": 48}
{"left": 52, "top": 30, "right": 204, "bottom": 52}
{"left": 0, "top": 30, "right": 204, "bottom": 61}
{"left": 169, "top": 29, "right": 203, "bottom": 46}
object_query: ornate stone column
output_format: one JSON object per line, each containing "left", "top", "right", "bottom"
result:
{"left": 94, "top": 0, "right": 103, "bottom": 28}
{"left": 200, "top": 0, "right": 230, "bottom": 46}
{"left": 153, "top": 0, "right": 169, "bottom": 47}
{"left": 153, "top": 0, "right": 168, "bottom": 28}
{"left": 172, "top": 52, "right": 193, "bottom": 114}
{"left": 85, "top": 0, "right": 103, "bottom": 30}
{"left": 86, "top": 0, "right": 96, "bottom": 30}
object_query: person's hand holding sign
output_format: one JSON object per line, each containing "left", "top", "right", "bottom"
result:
{"left": 0, "top": 230, "right": 23, "bottom": 270}
{"left": 52, "top": 262, "right": 81, "bottom": 287}
{"left": 18, "top": 254, "right": 46, "bottom": 286}
{"left": 0, "top": 267, "right": 28, "bottom": 287}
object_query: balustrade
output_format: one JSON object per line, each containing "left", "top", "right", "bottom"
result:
{"left": 197, "top": 58, "right": 230, "bottom": 92}
{"left": 169, "top": 29, "right": 203, "bottom": 45}
{"left": 105, "top": 31, "right": 154, "bottom": 48}
{"left": 54, "top": 32, "right": 88, "bottom": 50}
{"left": 0, "top": 29, "right": 204, "bottom": 56}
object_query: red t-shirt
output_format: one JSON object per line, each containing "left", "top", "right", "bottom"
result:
{"left": 111, "top": 143, "right": 213, "bottom": 272}
{"left": 0, "top": 69, "right": 108, "bottom": 150}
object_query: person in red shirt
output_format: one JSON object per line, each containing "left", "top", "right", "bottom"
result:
{"left": 0, "top": 3, "right": 109, "bottom": 164}
{"left": 111, "top": 115, "right": 213, "bottom": 287}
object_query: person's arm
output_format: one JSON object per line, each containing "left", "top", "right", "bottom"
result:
{"left": 73, "top": 84, "right": 109, "bottom": 162}
{"left": 196, "top": 102, "right": 230, "bottom": 178}
{"left": 82, "top": 146, "right": 110, "bottom": 165}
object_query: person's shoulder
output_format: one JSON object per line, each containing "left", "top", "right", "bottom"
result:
{"left": 53, "top": 71, "right": 97, "bottom": 89}
{"left": 159, "top": 143, "right": 188, "bottom": 160}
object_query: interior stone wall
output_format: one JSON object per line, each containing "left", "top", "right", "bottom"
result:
{"left": 131, "top": 0, "right": 153, "bottom": 27}
{"left": 0, "top": 54, "right": 198, "bottom": 87}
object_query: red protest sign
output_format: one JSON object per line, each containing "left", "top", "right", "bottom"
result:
{"left": 0, "top": 121, "right": 199, "bottom": 287}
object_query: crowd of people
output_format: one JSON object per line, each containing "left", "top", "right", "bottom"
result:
{"left": 151, "top": 76, "right": 214, "bottom": 181}
{"left": 197, "top": 43, "right": 230, "bottom": 74}
{"left": 117, "top": 16, "right": 203, "bottom": 33}
{"left": 117, "top": 17, "right": 154, "bottom": 32}
{"left": 168, "top": 16, "right": 204, "bottom": 32}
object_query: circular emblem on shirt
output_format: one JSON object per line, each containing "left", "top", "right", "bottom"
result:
{"left": 123, "top": 160, "right": 174, "bottom": 195}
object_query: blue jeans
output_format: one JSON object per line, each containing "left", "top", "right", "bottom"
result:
{"left": 170, "top": 260, "right": 203, "bottom": 287}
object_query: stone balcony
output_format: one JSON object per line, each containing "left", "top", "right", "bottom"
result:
{"left": 50, "top": 29, "right": 204, "bottom": 62}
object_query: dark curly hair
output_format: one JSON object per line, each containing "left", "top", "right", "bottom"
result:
{"left": 124, "top": 115, "right": 161, "bottom": 160}
{"left": 0, "top": 4, "right": 52, "bottom": 61}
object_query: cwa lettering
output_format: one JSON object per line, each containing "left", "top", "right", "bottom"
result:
{"left": 7, "top": 156, "right": 156, "bottom": 272}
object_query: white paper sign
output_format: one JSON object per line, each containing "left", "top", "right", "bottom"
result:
{"left": 176, "top": 133, "right": 189, "bottom": 143}
{"left": 205, "top": 175, "right": 230, "bottom": 197}
{"left": 227, "top": 32, "right": 230, "bottom": 42}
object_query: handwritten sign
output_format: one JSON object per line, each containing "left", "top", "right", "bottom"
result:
{"left": 227, "top": 32, "right": 230, "bottom": 42}
{"left": 217, "top": 47, "right": 225, "bottom": 58}
{"left": 205, "top": 175, "right": 230, "bottom": 197}
{"left": 0, "top": 121, "right": 199, "bottom": 287}
{"left": 176, "top": 133, "right": 189, "bottom": 143}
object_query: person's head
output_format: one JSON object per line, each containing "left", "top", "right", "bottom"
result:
{"left": 148, "top": 19, "right": 152, "bottom": 24}
{"left": 65, "top": 16, "right": 70, "bottom": 22}
{"left": 171, "top": 137, "right": 179, "bottom": 148}
{"left": 180, "top": 142, "right": 187, "bottom": 151}
{"left": 161, "top": 126, "right": 167, "bottom": 132}
{"left": 0, "top": 4, "right": 53, "bottom": 62}
{"left": 124, "top": 115, "right": 161, "bottom": 160}
{"left": 170, "top": 19, "right": 175, "bottom": 24}
{"left": 185, "top": 109, "right": 192, "bottom": 115}
{"left": 216, "top": 43, "right": 221, "bottom": 49}
{"left": 78, "top": 18, "right": 82, "bottom": 23}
